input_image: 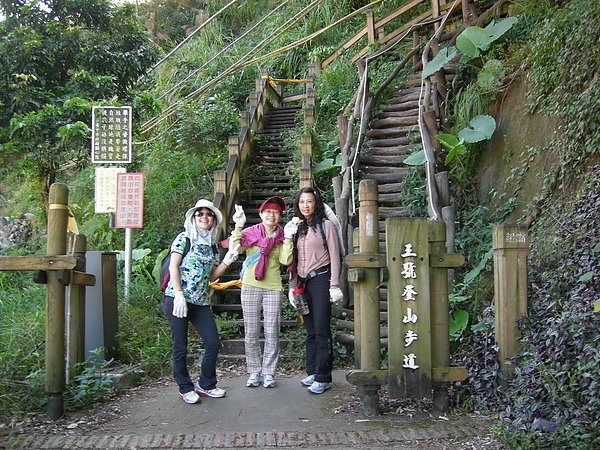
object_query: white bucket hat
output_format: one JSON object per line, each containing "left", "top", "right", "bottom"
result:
{"left": 185, "top": 199, "right": 222, "bottom": 225}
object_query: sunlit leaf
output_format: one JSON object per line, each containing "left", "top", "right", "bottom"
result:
{"left": 485, "top": 17, "right": 519, "bottom": 44}
{"left": 403, "top": 149, "right": 426, "bottom": 165}
{"left": 579, "top": 271, "right": 593, "bottom": 282}
{"left": 422, "top": 46, "right": 457, "bottom": 78}
{"left": 450, "top": 309, "right": 469, "bottom": 340}
{"left": 458, "top": 115, "right": 496, "bottom": 143}
{"left": 456, "top": 27, "right": 488, "bottom": 59}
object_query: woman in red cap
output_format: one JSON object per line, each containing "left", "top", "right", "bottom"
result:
{"left": 229, "top": 196, "right": 297, "bottom": 388}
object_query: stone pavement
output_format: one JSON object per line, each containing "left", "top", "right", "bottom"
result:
{"left": 0, "top": 370, "right": 499, "bottom": 449}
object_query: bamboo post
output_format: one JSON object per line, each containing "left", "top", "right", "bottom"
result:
{"left": 493, "top": 225, "right": 528, "bottom": 379}
{"left": 46, "top": 183, "right": 68, "bottom": 420}
{"left": 358, "top": 179, "right": 380, "bottom": 412}
{"left": 429, "top": 221, "right": 450, "bottom": 411}
{"left": 66, "top": 234, "right": 87, "bottom": 384}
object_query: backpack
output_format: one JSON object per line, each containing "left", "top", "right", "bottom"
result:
{"left": 158, "top": 237, "right": 191, "bottom": 292}
{"left": 323, "top": 203, "right": 346, "bottom": 257}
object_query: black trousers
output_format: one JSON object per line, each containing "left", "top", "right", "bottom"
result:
{"left": 162, "top": 296, "right": 220, "bottom": 394}
{"left": 303, "top": 271, "right": 333, "bottom": 383}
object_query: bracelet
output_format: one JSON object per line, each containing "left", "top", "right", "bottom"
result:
{"left": 223, "top": 262, "right": 229, "bottom": 268}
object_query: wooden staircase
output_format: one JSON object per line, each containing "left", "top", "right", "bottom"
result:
{"left": 336, "top": 67, "right": 458, "bottom": 348}
{"left": 212, "top": 105, "right": 301, "bottom": 362}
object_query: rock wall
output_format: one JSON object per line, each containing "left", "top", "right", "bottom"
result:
{"left": 0, "top": 214, "right": 37, "bottom": 254}
{"left": 476, "top": 78, "right": 560, "bottom": 222}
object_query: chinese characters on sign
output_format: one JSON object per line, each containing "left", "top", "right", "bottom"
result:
{"left": 91, "top": 106, "right": 132, "bottom": 164}
{"left": 401, "top": 243, "right": 420, "bottom": 370}
{"left": 94, "top": 167, "right": 126, "bottom": 213}
{"left": 115, "top": 173, "right": 144, "bottom": 229}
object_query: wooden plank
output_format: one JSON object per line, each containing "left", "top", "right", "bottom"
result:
{"left": 0, "top": 256, "right": 77, "bottom": 271}
{"left": 344, "top": 253, "right": 387, "bottom": 269}
{"left": 432, "top": 367, "right": 468, "bottom": 382}
{"left": 71, "top": 271, "right": 96, "bottom": 287}
{"left": 282, "top": 93, "right": 305, "bottom": 103}
{"left": 429, "top": 253, "right": 465, "bottom": 268}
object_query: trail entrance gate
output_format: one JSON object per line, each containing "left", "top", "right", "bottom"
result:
{"left": 345, "top": 179, "right": 468, "bottom": 413}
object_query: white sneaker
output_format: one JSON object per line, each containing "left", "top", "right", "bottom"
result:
{"left": 194, "top": 383, "right": 226, "bottom": 398}
{"left": 263, "top": 374, "right": 276, "bottom": 388}
{"left": 307, "top": 381, "right": 331, "bottom": 394}
{"left": 179, "top": 390, "right": 201, "bottom": 404}
{"left": 301, "top": 374, "right": 315, "bottom": 386}
{"left": 246, "top": 373, "right": 261, "bottom": 387}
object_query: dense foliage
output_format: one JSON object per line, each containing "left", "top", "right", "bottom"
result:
{"left": 0, "top": 0, "right": 159, "bottom": 201}
{"left": 499, "top": 166, "right": 600, "bottom": 448}
{"left": 447, "top": 1, "right": 600, "bottom": 447}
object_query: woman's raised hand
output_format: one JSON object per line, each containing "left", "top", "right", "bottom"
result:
{"left": 233, "top": 204, "right": 246, "bottom": 228}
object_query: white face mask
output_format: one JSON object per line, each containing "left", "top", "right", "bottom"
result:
{"left": 183, "top": 215, "right": 215, "bottom": 246}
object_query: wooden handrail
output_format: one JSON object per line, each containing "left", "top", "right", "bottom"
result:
{"left": 322, "top": 0, "right": 485, "bottom": 68}
{"left": 212, "top": 68, "right": 285, "bottom": 243}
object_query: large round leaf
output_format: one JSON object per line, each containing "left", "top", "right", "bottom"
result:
{"left": 456, "top": 26, "right": 489, "bottom": 59}
{"left": 458, "top": 115, "right": 496, "bottom": 143}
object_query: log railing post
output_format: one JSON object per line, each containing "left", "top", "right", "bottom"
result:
{"left": 300, "top": 135, "right": 312, "bottom": 188}
{"left": 357, "top": 179, "right": 381, "bottom": 412}
{"left": 429, "top": 221, "right": 450, "bottom": 411}
{"left": 493, "top": 224, "right": 528, "bottom": 380}
{"left": 351, "top": 228, "right": 361, "bottom": 367}
{"left": 46, "top": 183, "right": 69, "bottom": 420}
{"left": 366, "top": 10, "right": 376, "bottom": 44}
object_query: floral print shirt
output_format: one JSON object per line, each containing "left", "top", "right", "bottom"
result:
{"left": 164, "top": 232, "right": 217, "bottom": 305}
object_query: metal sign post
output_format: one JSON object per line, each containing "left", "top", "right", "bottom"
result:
{"left": 115, "top": 172, "right": 144, "bottom": 300}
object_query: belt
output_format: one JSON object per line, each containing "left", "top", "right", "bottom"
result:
{"left": 303, "top": 265, "right": 330, "bottom": 281}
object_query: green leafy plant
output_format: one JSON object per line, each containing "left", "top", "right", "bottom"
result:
{"left": 422, "top": 17, "right": 519, "bottom": 78}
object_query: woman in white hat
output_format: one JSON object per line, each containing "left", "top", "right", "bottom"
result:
{"left": 163, "top": 199, "right": 239, "bottom": 404}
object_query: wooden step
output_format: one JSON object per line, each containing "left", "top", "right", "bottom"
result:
{"left": 366, "top": 144, "right": 415, "bottom": 155}
{"left": 380, "top": 100, "right": 419, "bottom": 112}
{"left": 386, "top": 91, "right": 420, "bottom": 104}
{"left": 371, "top": 116, "right": 419, "bottom": 128}
{"left": 378, "top": 110, "right": 419, "bottom": 119}
{"left": 368, "top": 136, "right": 412, "bottom": 147}
{"left": 361, "top": 154, "right": 412, "bottom": 165}
{"left": 379, "top": 206, "right": 410, "bottom": 218}
{"left": 365, "top": 125, "right": 418, "bottom": 139}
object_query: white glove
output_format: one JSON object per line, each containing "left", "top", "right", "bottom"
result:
{"left": 173, "top": 291, "right": 188, "bottom": 318}
{"left": 288, "top": 288, "right": 297, "bottom": 308}
{"left": 233, "top": 204, "right": 246, "bottom": 228}
{"left": 223, "top": 243, "right": 241, "bottom": 266}
{"left": 329, "top": 287, "right": 343, "bottom": 304}
{"left": 284, "top": 217, "right": 301, "bottom": 239}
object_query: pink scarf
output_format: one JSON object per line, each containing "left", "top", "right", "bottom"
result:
{"left": 240, "top": 223, "right": 284, "bottom": 280}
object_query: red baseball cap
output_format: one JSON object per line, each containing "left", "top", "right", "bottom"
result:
{"left": 259, "top": 196, "right": 286, "bottom": 213}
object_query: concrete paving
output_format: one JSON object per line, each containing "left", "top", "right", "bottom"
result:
{"left": 0, "top": 370, "right": 498, "bottom": 449}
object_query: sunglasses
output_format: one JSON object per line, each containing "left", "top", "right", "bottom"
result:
{"left": 194, "top": 210, "right": 214, "bottom": 218}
